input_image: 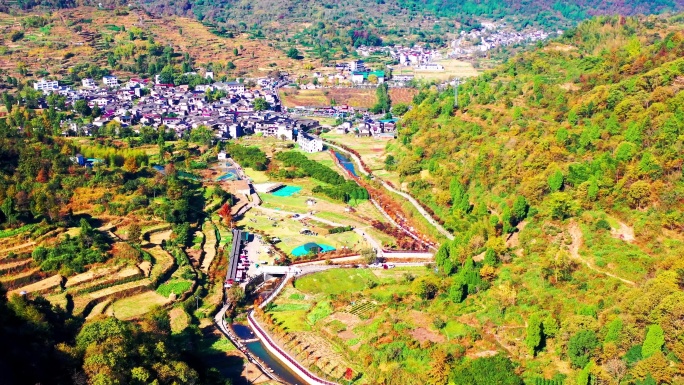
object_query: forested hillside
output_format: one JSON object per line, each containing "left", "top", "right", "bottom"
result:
{"left": 136, "top": 0, "right": 682, "bottom": 54}
{"left": 384, "top": 14, "right": 684, "bottom": 383}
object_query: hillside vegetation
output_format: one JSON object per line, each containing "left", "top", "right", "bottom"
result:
{"left": 373, "top": 14, "right": 684, "bottom": 383}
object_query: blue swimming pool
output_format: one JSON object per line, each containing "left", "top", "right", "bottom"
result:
{"left": 291, "top": 242, "right": 335, "bottom": 257}
{"left": 216, "top": 172, "right": 237, "bottom": 181}
{"left": 271, "top": 185, "right": 302, "bottom": 197}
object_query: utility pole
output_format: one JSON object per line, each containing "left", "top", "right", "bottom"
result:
{"left": 454, "top": 77, "right": 460, "bottom": 110}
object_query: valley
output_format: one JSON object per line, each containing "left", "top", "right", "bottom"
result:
{"left": 1, "top": 2, "right": 684, "bottom": 385}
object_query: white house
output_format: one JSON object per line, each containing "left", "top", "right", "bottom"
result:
{"left": 102, "top": 75, "right": 119, "bottom": 87}
{"left": 297, "top": 132, "right": 323, "bottom": 153}
{"left": 82, "top": 78, "right": 97, "bottom": 89}
{"left": 34, "top": 79, "right": 59, "bottom": 92}
{"left": 218, "top": 151, "right": 228, "bottom": 161}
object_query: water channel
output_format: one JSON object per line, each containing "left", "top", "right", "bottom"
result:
{"left": 231, "top": 323, "right": 306, "bottom": 385}
{"left": 333, "top": 151, "right": 358, "bottom": 177}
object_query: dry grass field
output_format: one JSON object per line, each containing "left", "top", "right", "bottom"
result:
{"left": 0, "top": 7, "right": 306, "bottom": 79}
{"left": 280, "top": 87, "right": 418, "bottom": 108}
{"left": 393, "top": 58, "right": 481, "bottom": 81}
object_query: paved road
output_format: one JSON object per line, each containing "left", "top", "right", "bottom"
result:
{"left": 323, "top": 141, "right": 454, "bottom": 241}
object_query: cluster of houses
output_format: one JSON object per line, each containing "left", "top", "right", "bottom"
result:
{"left": 450, "top": 21, "right": 558, "bottom": 57}
{"left": 48, "top": 74, "right": 330, "bottom": 144}
{"left": 356, "top": 44, "right": 443, "bottom": 69}
{"left": 298, "top": 60, "right": 386, "bottom": 87}
{"left": 334, "top": 118, "right": 398, "bottom": 139}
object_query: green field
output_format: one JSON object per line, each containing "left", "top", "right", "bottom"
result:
{"left": 238, "top": 210, "right": 364, "bottom": 255}
{"left": 294, "top": 269, "right": 379, "bottom": 294}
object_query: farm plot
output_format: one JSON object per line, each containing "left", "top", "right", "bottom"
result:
{"left": 9, "top": 274, "right": 64, "bottom": 296}
{"left": 348, "top": 301, "right": 377, "bottom": 320}
{"left": 111, "top": 291, "right": 172, "bottom": 320}
{"left": 73, "top": 278, "right": 152, "bottom": 316}
{"left": 200, "top": 221, "right": 218, "bottom": 272}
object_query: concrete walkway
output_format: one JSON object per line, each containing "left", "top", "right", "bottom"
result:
{"left": 324, "top": 140, "right": 454, "bottom": 241}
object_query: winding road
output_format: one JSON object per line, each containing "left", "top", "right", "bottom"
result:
{"left": 323, "top": 140, "right": 454, "bottom": 241}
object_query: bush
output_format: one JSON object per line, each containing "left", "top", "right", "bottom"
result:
{"left": 10, "top": 31, "right": 25, "bottom": 42}
{"left": 595, "top": 219, "right": 611, "bottom": 231}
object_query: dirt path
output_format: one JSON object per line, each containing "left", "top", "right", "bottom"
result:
{"left": 610, "top": 220, "right": 635, "bottom": 242}
{"left": 567, "top": 222, "right": 635, "bottom": 286}
{"left": 149, "top": 229, "right": 172, "bottom": 245}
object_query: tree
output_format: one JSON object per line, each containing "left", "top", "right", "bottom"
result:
{"left": 226, "top": 286, "right": 245, "bottom": 305}
{"left": 360, "top": 248, "right": 376, "bottom": 264}
{"left": 233, "top": 47, "right": 239, "bottom": 56}
{"left": 123, "top": 156, "right": 138, "bottom": 173}
{"left": 548, "top": 192, "right": 576, "bottom": 220}
{"left": 412, "top": 275, "right": 439, "bottom": 300}
{"left": 128, "top": 223, "right": 141, "bottom": 243}
{"left": 391, "top": 103, "right": 410, "bottom": 116}
{"left": 428, "top": 348, "right": 452, "bottom": 385}
{"left": 73, "top": 99, "right": 91, "bottom": 116}
{"left": 525, "top": 313, "right": 544, "bottom": 356}
{"left": 627, "top": 181, "right": 651, "bottom": 209}
{"left": 286, "top": 47, "right": 300, "bottom": 59}
{"left": 253, "top": 98, "right": 269, "bottom": 111}
{"left": 641, "top": 324, "right": 664, "bottom": 358}
{"left": 218, "top": 203, "right": 233, "bottom": 226}
{"left": 449, "top": 280, "right": 466, "bottom": 303}
{"left": 189, "top": 125, "right": 213, "bottom": 147}
{"left": 371, "top": 83, "right": 391, "bottom": 114}
{"left": 547, "top": 169, "right": 564, "bottom": 192}
{"left": 512, "top": 195, "right": 528, "bottom": 223}
{"left": 568, "top": 330, "right": 599, "bottom": 368}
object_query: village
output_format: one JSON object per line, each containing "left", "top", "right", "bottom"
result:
{"left": 449, "top": 20, "right": 559, "bottom": 58}
{"left": 30, "top": 63, "right": 404, "bottom": 146}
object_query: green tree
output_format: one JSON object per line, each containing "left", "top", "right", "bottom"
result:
{"left": 568, "top": 330, "right": 599, "bottom": 368}
{"left": 641, "top": 324, "right": 664, "bottom": 358}
{"left": 525, "top": 313, "right": 544, "bottom": 356}
{"left": 253, "top": 98, "right": 269, "bottom": 111}
{"left": 391, "top": 103, "right": 410, "bottom": 116}
{"left": 548, "top": 169, "right": 564, "bottom": 192}
{"left": 548, "top": 192, "right": 576, "bottom": 220}
{"left": 128, "top": 223, "right": 141, "bottom": 243}
{"left": 73, "top": 99, "right": 92, "bottom": 116}
{"left": 512, "top": 195, "right": 529, "bottom": 223}
{"left": 189, "top": 125, "right": 213, "bottom": 146}
{"left": 286, "top": 47, "right": 300, "bottom": 59}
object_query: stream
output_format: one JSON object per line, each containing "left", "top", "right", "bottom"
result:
{"left": 231, "top": 324, "right": 306, "bottom": 385}
{"left": 333, "top": 151, "right": 358, "bottom": 177}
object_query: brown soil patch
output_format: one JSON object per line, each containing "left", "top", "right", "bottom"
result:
{"left": 281, "top": 88, "right": 418, "bottom": 109}
{"left": 408, "top": 309, "right": 434, "bottom": 328}
{"left": 10, "top": 274, "right": 63, "bottom": 295}
{"left": 328, "top": 312, "right": 363, "bottom": 329}
{"left": 411, "top": 327, "right": 445, "bottom": 343}
{"left": 338, "top": 330, "right": 358, "bottom": 341}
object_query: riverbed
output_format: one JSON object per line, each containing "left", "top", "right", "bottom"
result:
{"left": 232, "top": 324, "right": 306, "bottom": 385}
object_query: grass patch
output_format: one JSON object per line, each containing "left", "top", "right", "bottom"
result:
{"left": 289, "top": 293, "right": 305, "bottom": 300}
{"left": 271, "top": 303, "right": 311, "bottom": 312}
{"left": 111, "top": 291, "right": 170, "bottom": 320}
{"left": 156, "top": 280, "right": 192, "bottom": 297}
{"left": 295, "top": 269, "right": 378, "bottom": 295}
{"left": 270, "top": 310, "right": 311, "bottom": 332}
{"left": 307, "top": 301, "right": 333, "bottom": 325}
